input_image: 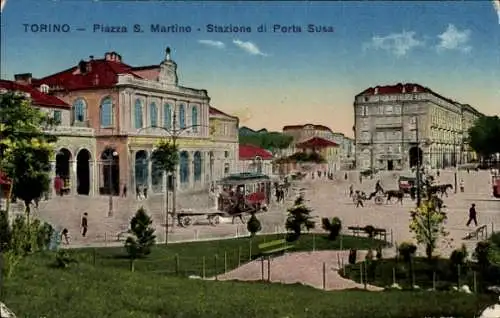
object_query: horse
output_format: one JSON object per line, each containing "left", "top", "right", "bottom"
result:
{"left": 385, "top": 190, "right": 404, "bottom": 204}
{"left": 430, "top": 184, "right": 453, "bottom": 197}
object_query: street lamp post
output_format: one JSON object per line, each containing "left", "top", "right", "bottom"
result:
{"left": 108, "top": 151, "right": 118, "bottom": 217}
{"left": 138, "top": 107, "right": 209, "bottom": 242}
{"left": 453, "top": 134, "right": 458, "bottom": 193}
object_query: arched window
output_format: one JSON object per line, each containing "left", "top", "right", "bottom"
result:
{"left": 134, "top": 99, "right": 143, "bottom": 129}
{"left": 100, "top": 97, "right": 113, "bottom": 128}
{"left": 179, "top": 104, "right": 186, "bottom": 129}
{"left": 191, "top": 105, "right": 198, "bottom": 132}
{"left": 73, "top": 98, "right": 86, "bottom": 123}
{"left": 179, "top": 151, "right": 189, "bottom": 184}
{"left": 150, "top": 102, "right": 158, "bottom": 127}
{"left": 164, "top": 103, "right": 172, "bottom": 130}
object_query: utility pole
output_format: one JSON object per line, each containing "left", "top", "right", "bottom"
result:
{"left": 370, "top": 133, "right": 374, "bottom": 175}
{"left": 454, "top": 133, "right": 458, "bottom": 193}
{"left": 415, "top": 116, "right": 421, "bottom": 207}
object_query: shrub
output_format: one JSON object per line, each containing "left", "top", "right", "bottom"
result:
{"left": 321, "top": 217, "right": 342, "bottom": 241}
{"left": 450, "top": 244, "right": 468, "bottom": 267}
{"left": 54, "top": 250, "right": 76, "bottom": 269}
{"left": 0, "top": 211, "right": 12, "bottom": 250}
{"left": 364, "top": 225, "right": 375, "bottom": 238}
{"left": 348, "top": 249, "right": 357, "bottom": 264}
{"left": 474, "top": 241, "right": 491, "bottom": 268}
{"left": 125, "top": 207, "right": 156, "bottom": 259}
{"left": 398, "top": 242, "right": 417, "bottom": 262}
{"left": 490, "top": 232, "right": 500, "bottom": 249}
{"left": 285, "top": 195, "right": 315, "bottom": 240}
{"left": 247, "top": 213, "right": 262, "bottom": 237}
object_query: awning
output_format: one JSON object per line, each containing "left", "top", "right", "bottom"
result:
{"left": 296, "top": 137, "right": 338, "bottom": 149}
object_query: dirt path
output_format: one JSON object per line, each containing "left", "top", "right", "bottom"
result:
{"left": 213, "top": 251, "right": 383, "bottom": 291}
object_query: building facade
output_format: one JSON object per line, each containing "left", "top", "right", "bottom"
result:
{"left": 14, "top": 48, "right": 238, "bottom": 196}
{"left": 354, "top": 83, "right": 483, "bottom": 171}
{"left": 238, "top": 144, "right": 274, "bottom": 176}
{"left": 0, "top": 80, "right": 97, "bottom": 196}
{"left": 282, "top": 124, "right": 345, "bottom": 171}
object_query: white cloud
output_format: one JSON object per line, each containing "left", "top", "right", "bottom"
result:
{"left": 232, "top": 39, "right": 267, "bottom": 56}
{"left": 364, "top": 31, "right": 423, "bottom": 57}
{"left": 436, "top": 24, "right": 472, "bottom": 53}
{"left": 198, "top": 40, "right": 225, "bottom": 49}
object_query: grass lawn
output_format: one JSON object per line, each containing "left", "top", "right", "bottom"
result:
{"left": 75, "top": 233, "right": 388, "bottom": 277}
{"left": 3, "top": 255, "right": 496, "bottom": 318}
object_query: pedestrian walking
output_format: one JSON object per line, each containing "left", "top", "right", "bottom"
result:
{"left": 344, "top": 172, "right": 348, "bottom": 180}
{"left": 466, "top": 203, "right": 478, "bottom": 227}
{"left": 81, "top": 213, "right": 88, "bottom": 237}
{"left": 355, "top": 191, "right": 364, "bottom": 208}
{"left": 122, "top": 184, "right": 127, "bottom": 197}
{"left": 349, "top": 184, "right": 353, "bottom": 198}
{"left": 61, "top": 228, "right": 70, "bottom": 245}
{"left": 460, "top": 179, "right": 465, "bottom": 193}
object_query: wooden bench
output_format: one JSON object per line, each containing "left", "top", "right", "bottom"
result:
{"left": 258, "top": 239, "right": 293, "bottom": 256}
{"left": 347, "top": 226, "right": 387, "bottom": 242}
{"left": 463, "top": 225, "right": 487, "bottom": 240}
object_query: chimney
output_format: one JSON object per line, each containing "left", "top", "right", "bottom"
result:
{"left": 14, "top": 73, "right": 32, "bottom": 85}
{"left": 374, "top": 86, "right": 379, "bottom": 95}
{"left": 78, "top": 60, "right": 87, "bottom": 74}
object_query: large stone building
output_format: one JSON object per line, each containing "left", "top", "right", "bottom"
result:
{"left": 354, "top": 83, "right": 483, "bottom": 171}
{"left": 0, "top": 79, "right": 97, "bottom": 196}
{"left": 12, "top": 48, "right": 239, "bottom": 196}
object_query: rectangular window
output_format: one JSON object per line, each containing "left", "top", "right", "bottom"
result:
{"left": 224, "top": 163, "right": 230, "bottom": 174}
{"left": 53, "top": 110, "right": 62, "bottom": 125}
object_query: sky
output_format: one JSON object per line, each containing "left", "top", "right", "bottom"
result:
{"left": 1, "top": 1, "right": 499, "bottom": 137}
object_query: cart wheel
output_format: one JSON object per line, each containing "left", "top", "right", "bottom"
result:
{"left": 375, "top": 196, "right": 384, "bottom": 205}
{"left": 181, "top": 216, "right": 192, "bottom": 227}
{"left": 213, "top": 215, "right": 221, "bottom": 225}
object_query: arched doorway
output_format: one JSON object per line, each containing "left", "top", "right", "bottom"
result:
{"left": 135, "top": 151, "right": 149, "bottom": 190}
{"left": 56, "top": 148, "right": 72, "bottom": 194}
{"left": 193, "top": 151, "right": 202, "bottom": 182}
{"left": 409, "top": 146, "right": 423, "bottom": 168}
{"left": 76, "top": 149, "right": 91, "bottom": 195}
{"left": 179, "top": 151, "right": 189, "bottom": 185}
{"left": 101, "top": 148, "right": 119, "bottom": 195}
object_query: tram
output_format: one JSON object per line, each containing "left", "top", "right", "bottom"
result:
{"left": 216, "top": 172, "right": 272, "bottom": 214}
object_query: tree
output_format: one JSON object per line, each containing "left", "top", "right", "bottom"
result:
{"left": 0, "top": 92, "right": 56, "bottom": 251}
{"left": 321, "top": 217, "right": 342, "bottom": 240}
{"left": 409, "top": 198, "right": 449, "bottom": 260}
{"left": 125, "top": 207, "right": 156, "bottom": 259}
{"left": 468, "top": 116, "right": 500, "bottom": 160}
{"left": 239, "top": 132, "right": 293, "bottom": 155}
{"left": 285, "top": 195, "right": 315, "bottom": 241}
{"left": 247, "top": 212, "right": 262, "bottom": 237}
{"left": 151, "top": 139, "right": 179, "bottom": 245}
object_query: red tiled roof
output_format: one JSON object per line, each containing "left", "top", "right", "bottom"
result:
{"left": 0, "top": 80, "right": 69, "bottom": 109}
{"left": 356, "top": 83, "right": 460, "bottom": 106}
{"left": 283, "top": 124, "right": 333, "bottom": 132}
{"left": 31, "top": 58, "right": 143, "bottom": 91}
{"left": 209, "top": 106, "right": 238, "bottom": 120}
{"left": 296, "top": 137, "right": 339, "bottom": 148}
{"left": 239, "top": 144, "right": 273, "bottom": 160}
